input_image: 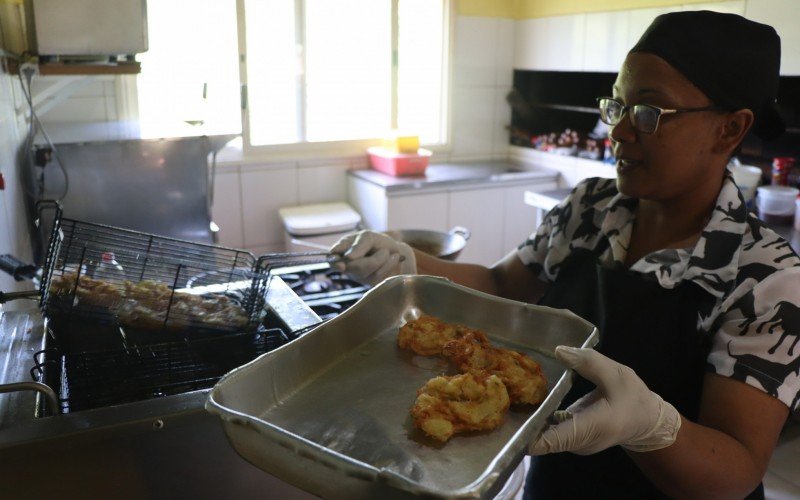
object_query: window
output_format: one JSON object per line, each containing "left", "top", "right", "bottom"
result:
{"left": 136, "top": 0, "right": 241, "bottom": 138}
{"left": 135, "top": 0, "right": 450, "bottom": 150}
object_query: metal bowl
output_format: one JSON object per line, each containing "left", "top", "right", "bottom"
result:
{"left": 383, "top": 226, "right": 470, "bottom": 261}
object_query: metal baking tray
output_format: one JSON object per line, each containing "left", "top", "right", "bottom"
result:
{"left": 206, "top": 275, "right": 598, "bottom": 499}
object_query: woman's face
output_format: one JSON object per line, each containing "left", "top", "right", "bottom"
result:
{"left": 611, "top": 52, "right": 725, "bottom": 201}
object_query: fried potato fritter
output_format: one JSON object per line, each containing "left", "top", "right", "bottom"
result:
{"left": 49, "top": 272, "right": 249, "bottom": 331}
{"left": 410, "top": 373, "right": 510, "bottom": 442}
{"left": 442, "top": 331, "right": 548, "bottom": 405}
{"left": 398, "top": 315, "right": 487, "bottom": 356}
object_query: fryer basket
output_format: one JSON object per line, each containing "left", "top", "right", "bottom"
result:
{"left": 38, "top": 202, "right": 265, "bottom": 336}
{"left": 27, "top": 202, "right": 317, "bottom": 415}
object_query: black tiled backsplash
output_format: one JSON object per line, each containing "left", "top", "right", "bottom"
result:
{"left": 510, "top": 70, "right": 800, "bottom": 166}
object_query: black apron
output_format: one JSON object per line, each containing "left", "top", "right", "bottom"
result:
{"left": 524, "top": 247, "right": 764, "bottom": 499}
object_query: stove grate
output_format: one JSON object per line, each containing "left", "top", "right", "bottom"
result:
{"left": 55, "top": 329, "right": 288, "bottom": 413}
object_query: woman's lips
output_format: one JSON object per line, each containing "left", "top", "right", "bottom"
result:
{"left": 616, "top": 158, "right": 642, "bottom": 174}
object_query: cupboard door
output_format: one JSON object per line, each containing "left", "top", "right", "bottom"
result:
{"left": 514, "top": 15, "right": 586, "bottom": 71}
{"left": 687, "top": 1, "right": 744, "bottom": 15}
{"left": 503, "top": 181, "right": 558, "bottom": 253}
{"left": 583, "top": 11, "right": 629, "bottom": 72}
{"left": 627, "top": 6, "right": 682, "bottom": 49}
{"left": 514, "top": 17, "right": 550, "bottom": 70}
{"left": 348, "top": 176, "right": 389, "bottom": 231}
{"left": 387, "top": 193, "right": 448, "bottom": 232}
{"left": 448, "top": 187, "right": 506, "bottom": 266}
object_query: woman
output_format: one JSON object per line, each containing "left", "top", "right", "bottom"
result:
{"left": 332, "top": 11, "right": 798, "bottom": 499}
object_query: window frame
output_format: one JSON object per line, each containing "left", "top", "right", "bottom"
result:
{"left": 234, "top": 0, "right": 454, "bottom": 160}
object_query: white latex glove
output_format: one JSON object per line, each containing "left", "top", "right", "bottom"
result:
{"left": 530, "top": 346, "right": 682, "bottom": 456}
{"left": 329, "top": 230, "right": 417, "bottom": 286}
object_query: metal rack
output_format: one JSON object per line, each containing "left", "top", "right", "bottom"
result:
{"left": 44, "top": 328, "right": 288, "bottom": 413}
{"left": 25, "top": 202, "right": 329, "bottom": 415}
{"left": 39, "top": 202, "right": 265, "bottom": 336}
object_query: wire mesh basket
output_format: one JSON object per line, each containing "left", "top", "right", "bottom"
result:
{"left": 39, "top": 202, "right": 266, "bottom": 336}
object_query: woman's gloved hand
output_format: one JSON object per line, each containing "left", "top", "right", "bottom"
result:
{"left": 530, "top": 346, "right": 682, "bottom": 456}
{"left": 329, "top": 230, "right": 417, "bottom": 286}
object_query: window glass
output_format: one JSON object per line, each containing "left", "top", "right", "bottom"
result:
{"left": 304, "top": 0, "right": 391, "bottom": 142}
{"left": 137, "top": 0, "right": 241, "bottom": 138}
{"left": 398, "top": 0, "right": 447, "bottom": 144}
{"left": 137, "top": 0, "right": 449, "bottom": 148}
{"left": 245, "top": 0, "right": 448, "bottom": 147}
{"left": 245, "top": 0, "right": 299, "bottom": 145}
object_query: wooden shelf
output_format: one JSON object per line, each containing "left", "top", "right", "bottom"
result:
{"left": 6, "top": 60, "right": 140, "bottom": 76}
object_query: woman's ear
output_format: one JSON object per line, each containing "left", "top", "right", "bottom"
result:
{"left": 714, "top": 109, "right": 754, "bottom": 155}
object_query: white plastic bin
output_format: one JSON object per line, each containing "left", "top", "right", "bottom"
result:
{"left": 756, "top": 186, "right": 799, "bottom": 225}
{"left": 279, "top": 202, "right": 361, "bottom": 252}
{"left": 730, "top": 165, "right": 762, "bottom": 202}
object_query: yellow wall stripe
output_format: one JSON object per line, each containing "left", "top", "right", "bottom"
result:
{"left": 456, "top": 0, "right": 729, "bottom": 19}
{"left": 456, "top": 0, "right": 518, "bottom": 18}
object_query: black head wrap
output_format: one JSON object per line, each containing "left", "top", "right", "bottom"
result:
{"left": 630, "top": 10, "right": 784, "bottom": 140}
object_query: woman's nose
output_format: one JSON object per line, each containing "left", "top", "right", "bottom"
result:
{"left": 609, "top": 112, "right": 637, "bottom": 144}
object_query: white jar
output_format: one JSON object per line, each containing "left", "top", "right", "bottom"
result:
{"left": 795, "top": 198, "right": 800, "bottom": 231}
{"left": 756, "top": 186, "right": 799, "bottom": 225}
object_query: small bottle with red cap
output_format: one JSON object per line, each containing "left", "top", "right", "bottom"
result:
{"left": 603, "top": 139, "right": 615, "bottom": 164}
{"left": 771, "top": 157, "right": 795, "bottom": 186}
{"left": 95, "top": 252, "right": 127, "bottom": 282}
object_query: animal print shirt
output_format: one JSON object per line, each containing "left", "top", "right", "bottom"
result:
{"left": 517, "top": 174, "right": 800, "bottom": 411}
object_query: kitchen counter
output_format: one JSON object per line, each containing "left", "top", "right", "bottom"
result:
{"left": 350, "top": 161, "right": 559, "bottom": 194}
{"left": 0, "top": 309, "right": 44, "bottom": 430}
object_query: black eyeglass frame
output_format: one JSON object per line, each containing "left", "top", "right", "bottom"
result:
{"left": 596, "top": 97, "right": 725, "bottom": 134}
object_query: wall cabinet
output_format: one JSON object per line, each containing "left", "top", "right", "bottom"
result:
{"left": 745, "top": 0, "right": 800, "bottom": 75}
{"left": 514, "top": 1, "right": 795, "bottom": 74}
{"left": 514, "top": 15, "right": 586, "bottom": 71}
{"left": 583, "top": 11, "right": 629, "bottom": 73}
{"left": 348, "top": 177, "right": 558, "bottom": 266}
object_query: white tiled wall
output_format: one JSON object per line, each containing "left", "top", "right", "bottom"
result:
{"left": 210, "top": 169, "right": 244, "bottom": 249}
{"left": 296, "top": 159, "right": 350, "bottom": 205}
{"left": 451, "top": 15, "right": 516, "bottom": 161}
{"left": 33, "top": 75, "right": 120, "bottom": 124}
{"left": 0, "top": 66, "right": 35, "bottom": 310}
{"left": 210, "top": 157, "right": 365, "bottom": 254}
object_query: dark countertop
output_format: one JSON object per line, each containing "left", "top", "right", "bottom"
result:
{"left": 772, "top": 224, "right": 800, "bottom": 254}
{"left": 349, "top": 161, "right": 559, "bottom": 194}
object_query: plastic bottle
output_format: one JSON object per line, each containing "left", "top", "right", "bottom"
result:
{"left": 771, "top": 157, "right": 795, "bottom": 186}
{"left": 603, "top": 139, "right": 615, "bottom": 164}
{"left": 95, "top": 252, "right": 127, "bottom": 282}
{"left": 795, "top": 196, "right": 800, "bottom": 231}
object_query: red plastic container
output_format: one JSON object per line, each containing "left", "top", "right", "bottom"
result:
{"left": 367, "top": 147, "right": 432, "bottom": 176}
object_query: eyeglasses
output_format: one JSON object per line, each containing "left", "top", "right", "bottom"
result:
{"left": 596, "top": 97, "right": 723, "bottom": 134}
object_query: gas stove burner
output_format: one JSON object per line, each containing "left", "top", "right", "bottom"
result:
{"left": 273, "top": 267, "right": 370, "bottom": 321}
{"left": 280, "top": 269, "right": 366, "bottom": 298}
{"left": 302, "top": 273, "right": 332, "bottom": 294}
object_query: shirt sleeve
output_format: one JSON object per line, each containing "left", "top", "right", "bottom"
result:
{"left": 516, "top": 181, "right": 587, "bottom": 283}
{"left": 708, "top": 266, "right": 800, "bottom": 411}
